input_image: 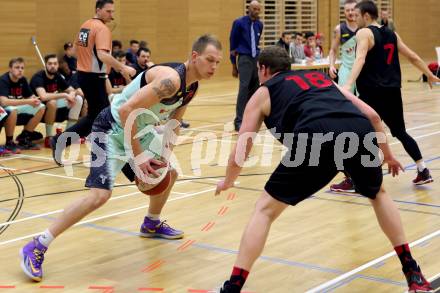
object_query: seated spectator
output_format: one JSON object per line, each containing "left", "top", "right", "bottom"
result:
{"left": 379, "top": 9, "right": 396, "bottom": 31}
{"left": 63, "top": 42, "right": 77, "bottom": 74}
{"left": 30, "top": 54, "right": 83, "bottom": 148}
{"left": 126, "top": 40, "right": 140, "bottom": 65}
{"left": 276, "top": 32, "right": 292, "bottom": 53}
{"left": 112, "top": 40, "right": 122, "bottom": 56}
{"left": 130, "top": 47, "right": 154, "bottom": 78}
{"left": 315, "top": 32, "right": 324, "bottom": 57}
{"left": 0, "top": 57, "right": 45, "bottom": 150}
{"left": 58, "top": 59, "right": 72, "bottom": 82}
{"left": 289, "top": 32, "right": 306, "bottom": 63}
{"left": 106, "top": 50, "right": 130, "bottom": 97}
{"left": 303, "top": 31, "right": 322, "bottom": 60}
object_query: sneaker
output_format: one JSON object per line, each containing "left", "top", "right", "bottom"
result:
{"left": 29, "top": 131, "right": 43, "bottom": 141}
{"left": 330, "top": 177, "right": 356, "bottom": 193}
{"left": 0, "top": 146, "right": 12, "bottom": 156}
{"left": 217, "top": 281, "right": 241, "bottom": 293}
{"left": 19, "top": 237, "right": 48, "bottom": 282}
{"left": 405, "top": 266, "right": 433, "bottom": 293}
{"left": 15, "top": 131, "right": 29, "bottom": 143}
{"left": 413, "top": 168, "right": 433, "bottom": 185}
{"left": 181, "top": 120, "right": 190, "bottom": 128}
{"left": 50, "top": 135, "right": 63, "bottom": 166}
{"left": 139, "top": 217, "right": 184, "bottom": 239}
{"left": 5, "top": 141, "right": 21, "bottom": 154}
{"left": 18, "top": 137, "right": 40, "bottom": 150}
{"left": 44, "top": 137, "right": 52, "bottom": 149}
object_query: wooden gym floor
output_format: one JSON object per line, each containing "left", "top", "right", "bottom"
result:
{"left": 0, "top": 64, "right": 439, "bottom": 292}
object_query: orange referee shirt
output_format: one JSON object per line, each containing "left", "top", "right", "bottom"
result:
{"left": 76, "top": 18, "right": 112, "bottom": 74}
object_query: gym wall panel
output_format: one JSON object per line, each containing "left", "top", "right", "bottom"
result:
{"left": 0, "top": 0, "right": 37, "bottom": 78}
{"left": 394, "top": 0, "right": 439, "bottom": 60}
{"left": 117, "top": 0, "right": 159, "bottom": 61}
{"left": 36, "top": 0, "right": 79, "bottom": 66}
{"left": 188, "top": 0, "right": 243, "bottom": 78}
{"left": 156, "top": 0, "right": 189, "bottom": 62}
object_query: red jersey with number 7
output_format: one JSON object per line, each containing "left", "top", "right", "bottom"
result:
{"left": 357, "top": 25, "right": 401, "bottom": 90}
{"left": 262, "top": 70, "right": 366, "bottom": 141}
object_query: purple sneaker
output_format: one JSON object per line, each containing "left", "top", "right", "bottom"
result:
{"left": 139, "top": 217, "right": 184, "bottom": 239}
{"left": 19, "top": 237, "right": 47, "bottom": 282}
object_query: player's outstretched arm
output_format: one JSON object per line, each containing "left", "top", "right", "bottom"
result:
{"left": 396, "top": 33, "right": 440, "bottom": 88}
{"left": 216, "top": 86, "right": 269, "bottom": 195}
{"left": 336, "top": 83, "right": 404, "bottom": 176}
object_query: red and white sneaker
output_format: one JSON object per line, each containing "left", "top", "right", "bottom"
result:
{"left": 413, "top": 168, "right": 433, "bottom": 185}
{"left": 405, "top": 266, "right": 433, "bottom": 293}
{"left": 330, "top": 177, "right": 357, "bottom": 193}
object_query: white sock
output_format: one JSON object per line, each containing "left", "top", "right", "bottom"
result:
{"left": 45, "top": 124, "right": 54, "bottom": 137}
{"left": 38, "top": 229, "right": 54, "bottom": 247}
{"left": 66, "top": 119, "right": 76, "bottom": 129}
{"left": 416, "top": 161, "right": 426, "bottom": 172}
{"left": 147, "top": 213, "right": 160, "bottom": 221}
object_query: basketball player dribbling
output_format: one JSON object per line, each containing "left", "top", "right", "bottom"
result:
{"left": 20, "top": 35, "right": 223, "bottom": 282}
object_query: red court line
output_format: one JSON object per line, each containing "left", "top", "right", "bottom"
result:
{"left": 201, "top": 221, "right": 216, "bottom": 231}
{"left": 137, "top": 288, "right": 164, "bottom": 292}
{"left": 142, "top": 260, "right": 165, "bottom": 273}
{"left": 204, "top": 222, "right": 215, "bottom": 231}
{"left": 177, "top": 239, "right": 196, "bottom": 251}
{"left": 227, "top": 193, "right": 236, "bottom": 201}
{"left": 217, "top": 206, "right": 229, "bottom": 216}
{"left": 39, "top": 285, "right": 65, "bottom": 289}
{"left": 0, "top": 285, "right": 15, "bottom": 289}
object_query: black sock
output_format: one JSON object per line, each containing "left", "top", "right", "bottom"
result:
{"left": 229, "top": 266, "right": 249, "bottom": 289}
{"left": 6, "top": 136, "right": 13, "bottom": 144}
{"left": 394, "top": 244, "right": 418, "bottom": 272}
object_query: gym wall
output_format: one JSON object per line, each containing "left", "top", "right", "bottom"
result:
{"left": 0, "top": 0, "right": 437, "bottom": 80}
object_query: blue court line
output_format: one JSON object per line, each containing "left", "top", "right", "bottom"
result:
{"left": 323, "top": 190, "right": 440, "bottom": 210}
{"left": 0, "top": 207, "right": 410, "bottom": 289}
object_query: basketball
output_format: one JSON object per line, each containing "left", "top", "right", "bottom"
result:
{"left": 134, "top": 162, "right": 172, "bottom": 196}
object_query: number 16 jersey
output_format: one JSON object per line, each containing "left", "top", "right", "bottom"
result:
{"left": 262, "top": 70, "right": 366, "bottom": 143}
{"left": 357, "top": 25, "right": 401, "bottom": 90}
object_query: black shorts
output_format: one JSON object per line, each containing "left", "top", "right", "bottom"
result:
{"left": 264, "top": 117, "right": 383, "bottom": 205}
{"left": 17, "top": 114, "right": 33, "bottom": 126}
{"left": 357, "top": 86, "right": 405, "bottom": 137}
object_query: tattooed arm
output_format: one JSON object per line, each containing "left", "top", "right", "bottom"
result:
{"left": 119, "top": 67, "right": 180, "bottom": 128}
{"left": 118, "top": 67, "right": 180, "bottom": 171}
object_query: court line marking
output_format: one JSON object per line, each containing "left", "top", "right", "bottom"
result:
{"left": 0, "top": 173, "right": 227, "bottom": 228}
{"left": 0, "top": 205, "right": 429, "bottom": 289}
{"left": 0, "top": 164, "right": 188, "bottom": 195}
{"left": 305, "top": 229, "right": 440, "bottom": 293}
{"left": 0, "top": 187, "right": 216, "bottom": 246}
{"left": 0, "top": 190, "right": 141, "bottom": 228}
